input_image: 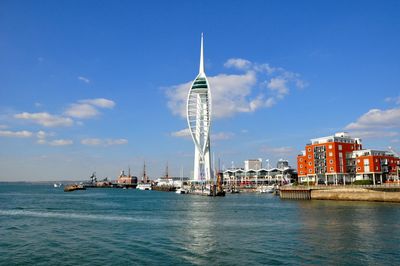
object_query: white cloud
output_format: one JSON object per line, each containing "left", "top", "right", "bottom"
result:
{"left": 211, "top": 132, "right": 234, "bottom": 141}
{"left": 0, "top": 130, "right": 33, "bottom": 138}
{"left": 345, "top": 108, "right": 400, "bottom": 130}
{"left": 347, "top": 131, "right": 399, "bottom": 139}
{"left": 81, "top": 138, "right": 102, "bottom": 146}
{"left": 78, "top": 76, "right": 90, "bottom": 84}
{"left": 224, "top": 58, "right": 252, "bottom": 70}
{"left": 65, "top": 98, "right": 115, "bottom": 119}
{"left": 267, "top": 78, "right": 288, "bottom": 98}
{"left": 385, "top": 96, "right": 400, "bottom": 105}
{"left": 65, "top": 103, "right": 99, "bottom": 118}
{"left": 165, "top": 58, "right": 306, "bottom": 119}
{"left": 49, "top": 139, "right": 73, "bottom": 146}
{"left": 166, "top": 71, "right": 257, "bottom": 119}
{"left": 265, "top": 97, "right": 276, "bottom": 108}
{"left": 81, "top": 138, "right": 128, "bottom": 146}
{"left": 80, "top": 98, "right": 115, "bottom": 108}
{"left": 36, "top": 130, "right": 56, "bottom": 145}
{"left": 107, "top": 139, "right": 128, "bottom": 145}
{"left": 171, "top": 128, "right": 191, "bottom": 138}
{"left": 14, "top": 112, "right": 73, "bottom": 127}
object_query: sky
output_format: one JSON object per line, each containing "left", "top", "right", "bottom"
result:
{"left": 1, "top": 0, "right": 400, "bottom": 181}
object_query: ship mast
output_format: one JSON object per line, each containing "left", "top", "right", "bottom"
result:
{"left": 165, "top": 162, "right": 169, "bottom": 179}
{"left": 143, "top": 161, "right": 147, "bottom": 183}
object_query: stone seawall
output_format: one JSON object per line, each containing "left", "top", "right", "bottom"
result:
{"left": 280, "top": 186, "right": 400, "bottom": 202}
{"left": 311, "top": 188, "right": 400, "bottom": 203}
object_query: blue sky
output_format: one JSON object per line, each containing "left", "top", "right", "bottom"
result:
{"left": 1, "top": 0, "right": 400, "bottom": 181}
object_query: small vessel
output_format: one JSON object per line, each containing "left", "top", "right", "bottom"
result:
{"left": 175, "top": 188, "right": 188, "bottom": 194}
{"left": 229, "top": 187, "right": 240, "bottom": 194}
{"left": 53, "top": 183, "right": 62, "bottom": 188}
{"left": 136, "top": 183, "right": 152, "bottom": 191}
{"left": 64, "top": 184, "right": 86, "bottom": 192}
{"left": 258, "top": 185, "right": 276, "bottom": 193}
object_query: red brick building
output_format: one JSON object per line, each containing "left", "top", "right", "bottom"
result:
{"left": 352, "top": 149, "right": 400, "bottom": 184}
{"left": 297, "top": 132, "right": 400, "bottom": 185}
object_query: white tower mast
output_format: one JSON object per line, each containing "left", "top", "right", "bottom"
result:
{"left": 187, "top": 33, "right": 212, "bottom": 181}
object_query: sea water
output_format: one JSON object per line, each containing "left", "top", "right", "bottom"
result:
{"left": 1, "top": 183, "right": 400, "bottom": 265}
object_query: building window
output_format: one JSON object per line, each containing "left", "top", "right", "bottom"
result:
{"left": 300, "top": 165, "right": 303, "bottom": 168}
{"left": 329, "top": 160, "right": 333, "bottom": 164}
{"left": 329, "top": 152, "right": 333, "bottom": 157}
{"left": 309, "top": 162, "right": 312, "bottom": 166}
{"left": 357, "top": 159, "right": 360, "bottom": 163}
{"left": 357, "top": 167, "right": 361, "bottom": 170}
{"left": 375, "top": 159, "right": 378, "bottom": 163}
{"left": 376, "top": 166, "right": 378, "bottom": 170}
{"left": 329, "top": 145, "right": 332, "bottom": 149}
{"left": 308, "top": 155, "right": 311, "bottom": 159}
{"left": 300, "top": 158, "right": 303, "bottom": 162}
{"left": 309, "top": 169, "right": 312, "bottom": 173}
{"left": 338, "top": 145, "right": 342, "bottom": 151}
{"left": 330, "top": 167, "right": 334, "bottom": 171}
{"left": 308, "top": 147, "right": 311, "bottom": 152}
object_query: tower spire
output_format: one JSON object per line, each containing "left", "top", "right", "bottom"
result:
{"left": 199, "top": 33, "right": 204, "bottom": 75}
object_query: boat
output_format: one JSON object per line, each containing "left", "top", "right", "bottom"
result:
{"left": 175, "top": 188, "right": 188, "bottom": 194}
{"left": 136, "top": 183, "right": 152, "bottom": 191}
{"left": 228, "top": 187, "right": 240, "bottom": 194}
{"left": 53, "top": 183, "right": 62, "bottom": 188}
{"left": 258, "top": 185, "right": 276, "bottom": 193}
{"left": 64, "top": 184, "right": 86, "bottom": 192}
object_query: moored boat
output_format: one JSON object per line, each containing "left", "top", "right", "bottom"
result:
{"left": 136, "top": 183, "right": 152, "bottom": 191}
{"left": 175, "top": 188, "right": 188, "bottom": 194}
{"left": 258, "top": 185, "right": 276, "bottom": 193}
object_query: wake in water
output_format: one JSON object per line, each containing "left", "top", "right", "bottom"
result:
{"left": 0, "top": 209, "right": 143, "bottom": 222}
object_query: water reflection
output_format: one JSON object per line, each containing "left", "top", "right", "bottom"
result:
{"left": 296, "top": 201, "right": 400, "bottom": 264}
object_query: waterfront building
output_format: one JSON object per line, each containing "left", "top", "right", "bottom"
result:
{"left": 117, "top": 170, "right": 137, "bottom": 185}
{"left": 351, "top": 149, "right": 400, "bottom": 184}
{"left": 277, "top": 159, "right": 289, "bottom": 169}
{"left": 244, "top": 159, "right": 262, "bottom": 171}
{"left": 187, "top": 34, "right": 212, "bottom": 181}
{"left": 297, "top": 132, "right": 400, "bottom": 184}
{"left": 223, "top": 159, "right": 297, "bottom": 187}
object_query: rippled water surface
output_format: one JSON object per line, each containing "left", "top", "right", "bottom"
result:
{"left": 1, "top": 183, "right": 400, "bottom": 265}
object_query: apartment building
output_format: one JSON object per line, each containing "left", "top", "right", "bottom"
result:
{"left": 352, "top": 149, "right": 400, "bottom": 184}
{"left": 297, "top": 132, "right": 400, "bottom": 184}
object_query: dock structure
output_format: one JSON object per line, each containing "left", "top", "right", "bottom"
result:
{"left": 280, "top": 184, "right": 400, "bottom": 202}
{"left": 280, "top": 187, "right": 311, "bottom": 200}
